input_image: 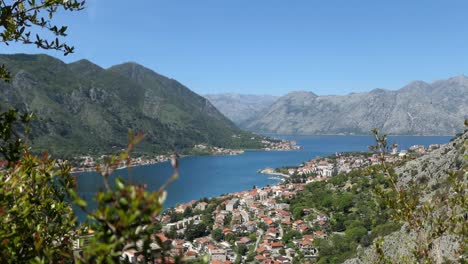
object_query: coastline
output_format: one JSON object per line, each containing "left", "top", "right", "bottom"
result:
{"left": 257, "top": 170, "right": 290, "bottom": 178}
{"left": 71, "top": 138, "right": 301, "bottom": 174}
{"left": 71, "top": 152, "right": 236, "bottom": 174}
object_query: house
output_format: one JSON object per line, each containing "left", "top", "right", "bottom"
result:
{"left": 270, "top": 241, "right": 284, "bottom": 253}
{"left": 196, "top": 202, "right": 208, "bottom": 211}
{"left": 259, "top": 190, "right": 269, "bottom": 201}
{"left": 235, "top": 237, "right": 252, "bottom": 246}
{"left": 184, "top": 251, "right": 198, "bottom": 261}
{"left": 292, "top": 220, "right": 304, "bottom": 229}
{"left": 263, "top": 218, "right": 274, "bottom": 227}
{"left": 194, "top": 237, "right": 213, "bottom": 250}
{"left": 276, "top": 210, "right": 291, "bottom": 222}
{"left": 314, "top": 230, "right": 327, "bottom": 239}
{"left": 316, "top": 214, "right": 328, "bottom": 222}
{"left": 267, "top": 227, "right": 280, "bottom": 238}
{"left": 226, "top": 199, "right": 239, "bottom": 211}
{"left": 275, "top": 255, "right": 291, "bottom": 264}
{"left": 210, "top": 248, "right": 227, "bottom": 262}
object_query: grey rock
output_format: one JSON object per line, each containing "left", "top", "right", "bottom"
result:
{"left": 344, "top": 132, "right": 467, "bottom": 263}
{"left": 204, "top": 93, "right": 279, "bottom": 125}
{"left": 244, "top": 76, "right": 468, "bottom": 135}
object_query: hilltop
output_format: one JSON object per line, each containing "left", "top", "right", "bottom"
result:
{"left": 0, "top": 54, "right": 265, "bottom": 157}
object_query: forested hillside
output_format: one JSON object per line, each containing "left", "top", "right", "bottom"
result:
{"left": 0, "top": 54, "right": 265, "bottom": 157}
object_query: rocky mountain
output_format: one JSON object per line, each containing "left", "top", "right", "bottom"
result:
{"left": 345, "top": 131, "right": 467, "bottom": 263}
{"left": 204, "top": 93, "right": 278, "bottom": 125}
{"left": 0, "top": 54, "right": 264, "bottom": 157}
{"left": 243, "top": 77, "right": 468, "bottom": 135}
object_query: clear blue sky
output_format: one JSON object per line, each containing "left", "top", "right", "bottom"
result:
{"left": 3, "top": 0, "right": 468, "bottom": 95}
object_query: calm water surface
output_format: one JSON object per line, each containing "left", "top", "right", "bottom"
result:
{"left": 76, "top": 135, "right": 451, "bottom": 220}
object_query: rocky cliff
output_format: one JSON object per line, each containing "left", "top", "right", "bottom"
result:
{"left": 345, "top": 131, "right": 467, "bottom": 263}
{"left": 243, "top": 76, "right": 468, "bottom": 135}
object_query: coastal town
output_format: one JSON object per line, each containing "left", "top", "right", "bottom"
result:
{"left": 69, "top": 138, "right": 300, "bottom": 173}
{"left": 90, "top": 143, "right": 441, "bottom": 264}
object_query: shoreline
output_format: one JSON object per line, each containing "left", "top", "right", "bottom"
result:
{"left": 258, "top": 170, "right": 290, "bottom": 178}
{"left": 71, "top": 146, "right": 301, "bottom": 174}
{"left": 71, "top": 152, "right": 236, "bottom": 174}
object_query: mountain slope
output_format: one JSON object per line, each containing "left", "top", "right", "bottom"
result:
{"left": 344, "top": 131, "right": 467, "bottom": 263}
{"left": 243, "top": 77, "right": 468, "bottom": 135}
{"left": 0, "top": 54, "right": 263, "bottom": 157}
{"left": 204, "top": 93, "right": 278, "bottom": 125}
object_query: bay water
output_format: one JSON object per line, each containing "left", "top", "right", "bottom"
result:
{"left": 75, "top": 135, "right": 451, "bottom": 220}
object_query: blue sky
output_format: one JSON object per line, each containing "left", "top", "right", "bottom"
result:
{"left": 3, "top": 0, "right": 468, "bottom": 95}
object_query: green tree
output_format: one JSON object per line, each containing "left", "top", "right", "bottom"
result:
{"left": 212, "top": 228, "right": 223, "bottom": 242}
{"left": 225, "top": 233, "right": 236, "bottom": 244}
{"left": 345, "top": 226, "right": 367, "bottom": 243}
{"left": 0, "top": 2, "right": 186, "bottom": 263}
{"left": 332, "top": 192, "right": 354, "bottom": 213}
{"left": 0, "top": 113, "right": 76, "bottom": 262}
{"left": 184, "top": 223, "right": 208, "bottom": 241}
{"left": 236, "top": 244, "right": 248, "bottom": 256}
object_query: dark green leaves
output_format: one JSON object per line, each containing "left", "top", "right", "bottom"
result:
{"left": 0, "top": 0, "right": 85, "bottom": 81}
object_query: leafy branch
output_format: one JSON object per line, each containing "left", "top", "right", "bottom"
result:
{"left": 0, "top": 0, "right": 85, "bottom": 81}
{"left": 370, "top": 128, "right": 467, "bottom": 263}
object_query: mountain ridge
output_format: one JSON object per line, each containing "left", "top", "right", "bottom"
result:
{"left": 242, "top": 76, "right": 468, "bottom": 135}
{"left": 0, "top": 53, "right": 264, "bottom": 157}
{"left": 204, "top": 93, "right": 279, "bottom": 125}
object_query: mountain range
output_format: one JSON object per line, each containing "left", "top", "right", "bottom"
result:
{"left": 209, "top": 76, "right": 468, "bottom": 135}
{"left": 204, "top": 93, "right": 278, "bottom": 124}
{"left": 0, "top": 54, "right": 264, "bottom": 157}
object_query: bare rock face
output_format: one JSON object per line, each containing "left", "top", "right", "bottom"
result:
{"left": 344, "top": 132, "right": 467, "bottom": 263}
{"left": 204, "top": 93, "right": 279, "bottom": 125}
{"left": 243, "top": 76, "right": 468, "bottom": 135}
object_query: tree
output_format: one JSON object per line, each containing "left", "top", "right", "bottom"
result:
{"left": 225, "top": 233, "right": 236, "bottom": 244}
{"left": 184, "top": 223, "right": 208, "bottom": 241}
{"left": 345, "top": 226, "right": 367, "bottom": 243}
{"left": 236, "top": 244, "right": 248, "bottom": 256}
{"left": 212, "top": 228, "right": 223, "bottom": 242}
{"left": 0, "top": 2, "right": 184, "bottom": 263}
{"left": 282, "top": 230, "right": 302, "bottom": 244}
{"left": 0, "top": 113, "right": 76, "bottom": 262}
{"left": 0, "top": 0, "right": 85, "bottom": 81}
{"left": 332, "top": 192, "right": 354, "bottom": 213}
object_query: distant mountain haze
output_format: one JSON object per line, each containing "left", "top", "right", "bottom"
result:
{"left": 0, "top": 54, "right": 264, "bottom": 157}
{"left": 204, "top": 93, "right": 278, "bottom": 125}
{"left": 242, "top": 76, "right": 468, "bottom": 135}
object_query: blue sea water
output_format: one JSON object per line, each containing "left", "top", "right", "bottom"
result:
{"left": 75, "top": 135, "right": 451, "bottom": 220}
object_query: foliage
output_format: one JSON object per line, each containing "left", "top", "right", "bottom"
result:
{"left": 282, "top": 230, "right": 302, "bottom": 244}
{"left": 0, "top": 3, "right": 194, "bottom": 263}
{"left": 370, "top": 128, "right": 467, "bottom": 263}
{"left": 0, "top": 109, "right": 33, "bottom": 166}
{"left": 290, "top": 163, "right": 399, "bottom": 262}
{"left": 71, "top": 131, "right": 181, "bottom": 263}
{"left": 211, "top": 228, "right": 223, "bottom": 242}
{"left": 0, "top": 113, "right": 181, "bottom": 263}
{"left": 236, "top": 244, "right": 248, "bottom": 256}
{"left": 0, "top": 111, "right": 77, "bottom": 263}
{"left": 0, "top": 0, "right": 85, "bottom": 81}
{"left": 184, "top": 223, "right": 208, "bottom": 242}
